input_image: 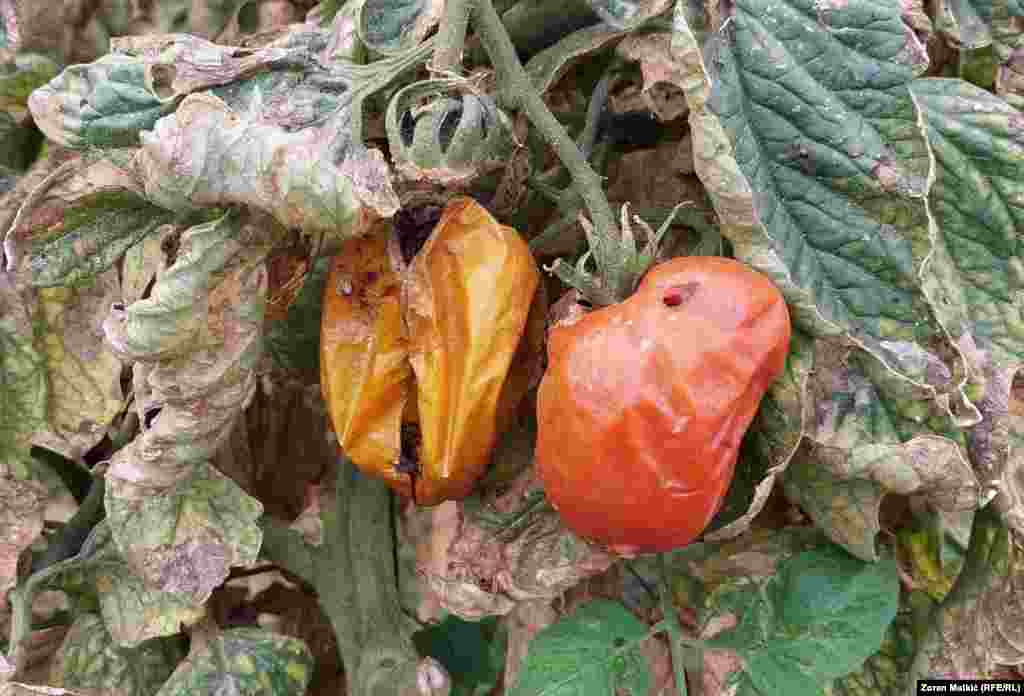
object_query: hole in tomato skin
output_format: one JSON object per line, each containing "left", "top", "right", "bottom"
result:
{"left": 394, "top": 204, "right": 443, "bottom": 263}
{"left": 662, "top": 282, "right": 700, "bottom": 308}
{"left": 395, "top": 422, "right": 422, "bottom": 475}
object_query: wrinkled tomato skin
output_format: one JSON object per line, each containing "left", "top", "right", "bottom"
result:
{"left": 536, "top": 257, "right": 791, "bottom": 554}
{"left": 321, "top": 198, "right": 540, "bottom": 505}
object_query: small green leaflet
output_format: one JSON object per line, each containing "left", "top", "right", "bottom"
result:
{"left": 509, "top": 600, "right": 651, "bottom": 696}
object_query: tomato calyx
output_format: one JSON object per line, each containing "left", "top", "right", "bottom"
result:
{"left": 547, "top": 202, "right": 688, "bottom": 308}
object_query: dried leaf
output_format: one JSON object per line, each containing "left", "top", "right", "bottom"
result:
{"left": 30, "top": 270, "right": 124, "bottom": 461}
{"left": 137, "top": 92, "right": 398, "bottom": 241}
{"left": 102, "top": 210, "right": 274, "bottom": 602}
{"left": 3, "top": 151, "right": 173, "bottom": 288}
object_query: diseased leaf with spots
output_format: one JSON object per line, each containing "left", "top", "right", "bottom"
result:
{"left": 28, "top": 33, "right": 332, "bottom": 150}
{"left": 0, "top": 271, "right": 48, "bottom": 601}
{"left": 3, "top": 151, "right": 174, "bottom": 288}
{"left": 27, "top": 522, "right": 206, "bottom": 647}
{"left": 154, "top": 627, "right": 312, "bottom": 696}
{"left": 137, "top": 92, "right": 398, "bottom": 241}
{"left": 105, "top": 462, "right": 263, "bottom": 604}
{"left": 783, "top": 338, "right": 977, "bottom": 560}
{"left": 31, "top": 269, "right": 124, "bottom": 461}
{"left": 670, "top": 0, "right": 973, "bottom": 417}
{"left": 509, "top": 600, "right": 650, "bottom": 696}
{"left": 911, "top": 78, "right": 1024, "bottom": 536}
{"left": 49, "top": 613, "right": 184, "bottom": 696}
{"left": 910, "top": 507, "right": 1024, "bottom": 679}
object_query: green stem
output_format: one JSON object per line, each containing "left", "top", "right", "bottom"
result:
{"left": 659, "top": 555, "right": 691, "bottom": 696}
{"left": 473, "top": 0, "right": 619, "bottom": 277}
{"left": 261, "top": 459, "right": 439, "bottom": 696}
{"left": 433, "top": 0, "right": 474, "bottom": 75}
{"left": 258, "top": 516, "right": 316, "bottom": 584}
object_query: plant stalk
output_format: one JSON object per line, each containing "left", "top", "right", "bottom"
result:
{"left": 472, "top": 0, "right": 620, "bottom": 280}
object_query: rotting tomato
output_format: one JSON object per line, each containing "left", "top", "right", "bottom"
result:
{"left": 536, "top": 256, "right": 791, "bottom": 554}
{"left": 320, "top": 197, "right": 541, "bottom": 505}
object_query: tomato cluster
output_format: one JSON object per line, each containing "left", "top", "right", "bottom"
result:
{"left": 321, "top": 198, "right": 791, "bottom": 552}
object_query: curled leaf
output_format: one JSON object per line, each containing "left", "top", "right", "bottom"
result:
{"left": 137, "top": 92, "right": 398, "bottom": 241}
{"left": 386, "top": 79, "right": 516, "bottom": 185}
{"left": 102, "top": 210, "right": 274, "bottom": 601}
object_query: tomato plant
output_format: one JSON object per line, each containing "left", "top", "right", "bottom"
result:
{"left": 320, "top": 197, "right": 540, "bottom": 505}
{"left": 537, "top": 257, "right": 791, "bottom": 553}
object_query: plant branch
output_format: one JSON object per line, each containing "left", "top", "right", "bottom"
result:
{"left": 265, "top": 458, "right": 448, "bottom": 696}
{"left": 472, "top": 0, "right": 620, "bottom": 282}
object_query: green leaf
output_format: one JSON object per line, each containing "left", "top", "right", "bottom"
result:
{"left": 386, "top": 79, "right": 516, "bottom": 185}
{"left": 0, "top": 111, "right": 42, "bottom": 172}
{"left": 356, "top": 0, "right": 442, "bottom": 54}
{"left": 4, "top": 151, "right": 174, "bottom": 288}
{"left": 49, "top": 613, "right": 184, "bottom": 696}
{"left": 154, "top": 627, "right": 313, "bottom": 696}
{"left": 509, "top": 600, "right": 650, "bottom": 696}
{"left": 672, "top": 0, "right": 973, "bottom": 411}
{"left": 525, "top": 24, "right": 632, "bottom": 98}
{"left": 413, "top": 615, "right": 507, "bottom": 696}
{"left": 703, "top": 545, "right": 900, "bottom": 694}
{"left": 105, "top": 462, "right": 263, "bottom": 604}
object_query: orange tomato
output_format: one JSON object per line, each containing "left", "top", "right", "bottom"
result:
{"left": 320, "top": 197, "right": 540, "bottom": 504}
{"left": 536, "top": 257, "right": 791, "bottom": 553}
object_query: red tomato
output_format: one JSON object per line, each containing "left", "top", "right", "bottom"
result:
{"left": 536, "top": 257, "right": 791, "bottom": 553}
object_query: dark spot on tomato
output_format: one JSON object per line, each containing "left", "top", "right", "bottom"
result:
{"left": 663, "top": 282, "right": 700, "bottom": 307}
